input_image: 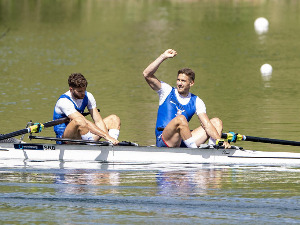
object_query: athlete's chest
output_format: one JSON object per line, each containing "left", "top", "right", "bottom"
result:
{"left": 167, "top": 92, "right": 195, "bottom": 116}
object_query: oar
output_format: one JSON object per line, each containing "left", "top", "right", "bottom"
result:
{"left": 222, "top": 132, "right": 300, "bottom": 146}
{"left": 0, "top": 111, "right": 95, "bottom": 141}
{"left": 29, "top": 135, "right": 111, "bottom": 145}
{"left": 29, "top": 135, "right": 139, "bottom": 146}
{"left": 0, "top": 123, "right": 45, "bottom": 141}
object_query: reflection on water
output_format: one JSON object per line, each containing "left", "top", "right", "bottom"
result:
{"left": 157, "top": 169, "right": 223, "bottom": 196}
{"left": 1, "top": 165, "right": 300, "bottom": 197}
{"left": 55, "top": 170, "right": 120, "bottom": 194}
{"left": 0, "top": 165, "right": 300, "bottom": 223}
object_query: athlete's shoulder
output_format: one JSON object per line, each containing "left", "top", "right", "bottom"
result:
{"left": 86, "top": 91, "right": 94, "bottom": 98}
{"left": 159, "top": 81, "right": 172, "bottom": 93}
{"left": 58, "top": 91, "right": 71, "bottom": 99}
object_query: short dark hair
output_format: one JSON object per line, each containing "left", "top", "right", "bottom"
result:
{"left": 177, "top": 68, "right": 195, "bottom": 82}
{"left": 68, "top": 73, "right": 88, "bottom": 88}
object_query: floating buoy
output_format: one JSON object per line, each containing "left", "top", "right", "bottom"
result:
{"left": 254, "top": 17, "right": 269, "bottom": 35}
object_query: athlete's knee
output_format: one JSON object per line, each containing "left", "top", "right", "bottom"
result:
{"left": 107, "top": 114, "right": 121, "bottom": 129}
{"left": 210, "top": 117, "right": 223, "bottom": 129}
{"left": 72, "top": 116, "right": 88, "bottom": 128}
{"left": 175, "top": 115, "right": 188, "bottom": 126}
{"left": 112, "top": 114, "right": 121, "bottom": 124}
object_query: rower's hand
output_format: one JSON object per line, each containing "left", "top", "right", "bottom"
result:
{"left": 162, "top": 49, "right": 177, "bottom": 59}
{"left": 216, "top": 139, "right": 231, "bottom": 149}
{"left": 107, "top": 136, "right": 119, "bottom": 146}
{"left": 223, "top": 141, "right": 231, "bottom": 149}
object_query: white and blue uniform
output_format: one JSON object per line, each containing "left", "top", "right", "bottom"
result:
{"left": 155, "top": 82, "right": 206, "bottom": 147}
{"left": 53, "top": 90, "right": 96, "bottom": 143}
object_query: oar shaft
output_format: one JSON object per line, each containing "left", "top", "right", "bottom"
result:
{"left": 29, "top": 135, "right": 110, "bottom": 145}
{"left": 244, "top": 135, "right": 300, "bottom": 146}
{"left": 0, "top": 110, "right": 95, "bottom": 141}
{"left": 0, "top": 119, "right": 68, "bottom": 141}
{"left": 43, "top": 117, "right": 69, "bottom": 128}
{"left": 42, "top": 110, "right": 94, "bottom": 128}
{"left": 222, "top": 133, "right": 300, "bottom": 146}
{"left": 0, "top": 128, "right": 30, "bottom": 141}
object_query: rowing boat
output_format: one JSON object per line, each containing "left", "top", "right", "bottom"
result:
{"left": 1, "top": 115, "right": 300, "bottom": 167}
{"left": 1, "top": 140, "right": 300, "bottom": 167}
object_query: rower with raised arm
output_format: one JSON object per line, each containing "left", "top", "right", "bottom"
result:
{"left": 143, "top": 49, "right": 230, "bottom": 148}
{"left": 53, "top": 73, "right": 120, "bottom": 145}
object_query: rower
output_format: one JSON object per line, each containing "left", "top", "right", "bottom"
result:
{"left": 143, "top": 49, "right": 230, "bottom": 149}
{"left": 53, "top": 73, "right": 120, "bottom": 145}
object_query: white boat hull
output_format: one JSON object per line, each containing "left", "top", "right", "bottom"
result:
{"left": 1, "top": 142, "right": 300, "bottom": 167}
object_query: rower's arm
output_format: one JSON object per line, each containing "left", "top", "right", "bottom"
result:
{"left": 67, "top": 111, "right": 85, "bottom": 121}
{"left": 89, "top": 108, "right": 109, "bottom": 134}
{"left": 143, "top": 49, "right": 177, "bottom": 91}
{"left": 68, "top": 111, "right": 109, "bottom": 140}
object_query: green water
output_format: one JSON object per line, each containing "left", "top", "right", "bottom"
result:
{"left": 1, "top": 0, "right": 300, "bottom": 150}
{"left": 1, "top": 1, "right": 300, "bottom": 224}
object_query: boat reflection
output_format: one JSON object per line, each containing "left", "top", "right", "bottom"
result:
{"left": 55, "top": 169, "right": 120, "bottom": 194}
{"left": 156, "top": 169, "right": 224, "bottom": 196}
{"left": 1, "top": 164, "right": 299, "bottom": 198}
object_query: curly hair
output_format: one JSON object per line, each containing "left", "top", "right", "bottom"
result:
{"left": 177, "top": 68, "right": 195, "bottom": 82}
{"left": 68, "top": 73, "right": 88, "bottom": 88}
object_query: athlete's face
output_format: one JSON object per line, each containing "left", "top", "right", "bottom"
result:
{"left": 176, "top": 73, "right": 194, "bottom": 96}
{"left": 70, "top": 87, "right": 86, "bottom": 99}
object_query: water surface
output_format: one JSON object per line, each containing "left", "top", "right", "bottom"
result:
{"left": 1, "top": 0, "right": 300, "bottom": 150}
{"left": 1, "top": 0, "right": 300, "bottom": 224}
{"left": 0, "top": 165, "right": 299, "bottom": 224}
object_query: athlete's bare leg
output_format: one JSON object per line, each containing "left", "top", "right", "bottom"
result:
{"left": 191, "top": 117, "right": 223, "bottom": 146}
{"left": 62, "top": 116, "right": 89, "bottom": 139}
{"left": 103, "top": 114, "right": 121, "bottom": 130}
{"left": 91, "top": 114, "right": 121, "bottom": 141}
{"left": 162, "top": 115, "right": 192, "bottom": 147}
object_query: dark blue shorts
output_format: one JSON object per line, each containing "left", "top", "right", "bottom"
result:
{"left": 156, "top": 135, "right": 169, "bottom": 147}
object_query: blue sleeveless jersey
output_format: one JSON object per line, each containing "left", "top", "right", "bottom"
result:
{"left": 155, "top": 88, "right": 197, "bottom": 138}
{"left": 53, "top": 92, "right": 89, "bottom": 139}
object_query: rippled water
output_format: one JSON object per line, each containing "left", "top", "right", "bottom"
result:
{"left": 1, "top": 0, "right": 300, "bottom": 149}
{"left": 0, "top": 165, "right": 299, "bottom": 224}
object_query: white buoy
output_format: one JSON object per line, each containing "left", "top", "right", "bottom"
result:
{"left": 254, "top": 17, "right": 269, "bottom": 34}
{"left": 260, "top": 63, "right": 273, "bottom": 76}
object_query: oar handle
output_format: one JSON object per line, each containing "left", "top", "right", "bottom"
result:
{"left": 43, "top": 117, "right": 69, "bottom": 128}
{"left": 221, "top": 133, "right": 245, "bottom": 141}
{"left": 43, "top": 110, "right": 97, "bottom": 128}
